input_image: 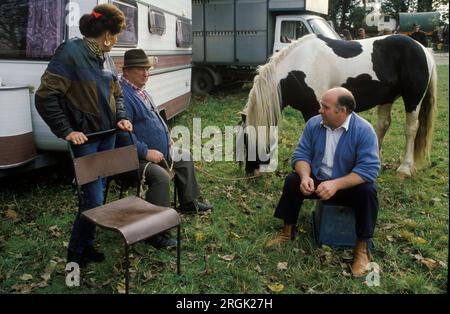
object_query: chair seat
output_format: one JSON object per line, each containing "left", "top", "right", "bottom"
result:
{"left": 82, "top": 196, "right": 180, "bottom": 245}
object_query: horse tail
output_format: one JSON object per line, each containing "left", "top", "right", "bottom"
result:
{"left": 414, "top": 59, "right": 437, "bottom": 168}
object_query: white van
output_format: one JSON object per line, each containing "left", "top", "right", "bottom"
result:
{"left": 0, "top": 0, "right": 192, "bottom": 175}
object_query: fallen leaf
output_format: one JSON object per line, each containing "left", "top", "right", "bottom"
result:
{"left": 382, "top": 223, "right": 395, "bottom": 230}
{"left": 36, "top": 281, "right": 48, "bottom": 288}
{"left": 386, "top": 235, "right": 395, "bottom": 242}
{"left": 431, "top": 197, "right": 441, "bottom": 204}
{"left": 19, "top": 274, "right": 33, "bottom": 281}
{"left": 421, "top": 258, "right": 439, "bottom": 270}
{"left": 219, "top": 254, "right": 236, "bottom": 261}
{"left": 411, "top": 253, "right": 423, "bottom": 261}
{"left": 41, "top": 260, "right": 58, "bottom": 282}
{"left": 403, "top": 219, "right": 419, "bottom": 228}
{"left": 142, "top": 271, "right": 153, "bottom": 283}
{"left": 49, "top": 225, "right": 62, "bottom": 238}
{"left": 320, "top": 250, "right": 333, "bottom": 265}
{"left": 255, "top": 265, "right": 262, "bottom": 273}
{"left": 13, "top": 229, "right": 24, "bottom": 236}
{"left": 229, "top": 231, "right": 240, "bottom": 239}
{"left": 195, "top": 231, "right": 205, "bottom": 242}
{"left": 277, "top": 262, "right": 288, "bottom": 270}
{"left": 411, "top": 236, "right": 427, "bottom": 245}
{"left": 268, "top": 283, "right": 284, "bottom": 292}
{"left": 5, "top": 209, "right": 18, "bottom": 221}
{"left": 11, "top": 284, "right": 33, "bottom": 293}
{"left": 342, "top": 270, "right": 351, "bottom": 277}
{"left": 117, "top": 281, "right": 126, "bottom": 294}
{"left": 187, "top": 252, "right": 198, "bottom": 262}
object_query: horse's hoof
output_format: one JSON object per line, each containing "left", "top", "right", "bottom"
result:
{"left": 396, "top": 164, "right": 415, "bottom": 177}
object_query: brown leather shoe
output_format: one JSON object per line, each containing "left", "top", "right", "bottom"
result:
{"left": 351, "top": 240, "right": 372, "bottom": 277}
{"left": 266, "top": 224, "right": 296, "bottom": 247}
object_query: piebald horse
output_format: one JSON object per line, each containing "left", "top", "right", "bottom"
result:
{"left": 243, "top": 34, "right": 437, "bottom": 177}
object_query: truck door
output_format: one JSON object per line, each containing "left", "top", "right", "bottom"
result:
{"left": 273, "top": 17, "right": 311, "bottom": 54}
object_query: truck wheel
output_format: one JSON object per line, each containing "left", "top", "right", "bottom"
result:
{"left": 192, "top": 71, "right": 213, "bottom": 95}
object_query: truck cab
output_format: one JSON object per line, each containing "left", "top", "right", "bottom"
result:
{"left": 274, "top": 14, "right": 340, "bottom": 53}
{"left": 191, "top": 0, "right": 340, "bottom": 94}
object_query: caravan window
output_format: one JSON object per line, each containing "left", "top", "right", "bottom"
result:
{"left": 113, "top": 0, "right": 137, "bottom": 46}
{"left": 176, "top": 18, "right": 192, "bottom": 48}
{"left": 149, "top": 9, "right": 166, "bottom": 36}
{"left": 0, "top": 0, "right": 66, "bottom": 60}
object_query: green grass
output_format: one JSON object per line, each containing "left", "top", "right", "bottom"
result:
{"left": 0, "top": 65, "right": 448, "bottom": 294}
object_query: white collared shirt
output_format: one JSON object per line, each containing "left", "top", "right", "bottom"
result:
{"left": 319, "top": 114, "right": 352, "bottom": 178}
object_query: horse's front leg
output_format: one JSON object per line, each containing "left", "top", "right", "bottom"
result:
{"left": 376, "top": 103, "right": 393, "bottom": 158}
{"left": 397, "top": 108, "right": 421, "bottom": 177}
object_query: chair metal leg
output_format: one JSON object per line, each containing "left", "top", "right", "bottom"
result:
{"left": 103, "top": 178, "right": 111, "bottom": 205}
{"left": 119, "top": 185, "right": 124, "bottom": 199}
{"left": 173, "top": 184, "right": 178, "bottom": 210}
{"left": 125, "top": 244, "right": 130, "bottom": 294}
{"left": 177, "top": 224, "right": 181, "bottom": 275}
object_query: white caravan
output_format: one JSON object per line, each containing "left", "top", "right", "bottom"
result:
{"left": 0, "top": 0, "right": 192, "bottom": 175}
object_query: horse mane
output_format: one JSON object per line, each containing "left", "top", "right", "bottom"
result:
{"left": 245, "top": 34, "right": 316, "bottom": 130}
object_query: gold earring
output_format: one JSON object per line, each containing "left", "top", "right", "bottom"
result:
{"left": 104, "top": 40, "right": 111, "bottom": 47}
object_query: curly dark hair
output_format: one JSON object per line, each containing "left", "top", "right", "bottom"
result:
{"left": 79, "top": 3, "right": 126, "bottom": 38}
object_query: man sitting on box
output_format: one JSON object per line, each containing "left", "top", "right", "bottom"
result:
{"left": 267, "top": 87, "right": 380, "bottom": 277}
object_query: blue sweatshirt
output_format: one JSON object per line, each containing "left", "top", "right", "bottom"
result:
{"left": 117, "top": 81, "right": 170, "bottom": 160}
{"left": 291, "top": 112, "right": 380, "bottom": 183}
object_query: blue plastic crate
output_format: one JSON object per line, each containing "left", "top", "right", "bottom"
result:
{"left": 312, "top": 201, "right": 374, "bottom": 249}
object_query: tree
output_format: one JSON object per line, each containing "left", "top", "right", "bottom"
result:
{"left": 418, "top": 0, "right": 433, "bottom": 11}
{"left": 381, "top": 0, "right": 416, "bottom": 14}
{"left": 328, "top": 0, "right": 366, "bottom": 32}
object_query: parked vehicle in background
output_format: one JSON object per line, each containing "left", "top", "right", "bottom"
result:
{"left": 0, "top": 0, "right": 192, "bottom": 177}
{"left": 364, "top": 4, "right": 440, "bottom": 36}
{"left": 191, "top": 0, "right": 340, "bottom": 94}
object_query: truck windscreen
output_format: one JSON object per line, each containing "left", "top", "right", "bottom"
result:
{"left": 308, "top": 18, "right": 341, "bottom": 40}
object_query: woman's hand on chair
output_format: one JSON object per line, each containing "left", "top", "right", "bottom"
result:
{"left": 146, "top": 149, "right": 164, "bottom": 163}
{"left": 117, "top": 119, "right": 133, "bottom": 132}
{"left": 65, "top": 131, "right": 88, "bottom": 145}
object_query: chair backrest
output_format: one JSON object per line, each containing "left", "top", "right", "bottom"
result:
{"left": 73, "top": 145, "right": 139, "bottom": 186}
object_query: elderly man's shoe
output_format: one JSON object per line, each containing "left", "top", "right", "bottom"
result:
{"left": 180, "top": 200, "right": 213, "bottom": 213}
{"left": 266, "top": 224, "right": 296, "bottom": 247}
{"left": 351, "top": 240, "right": 371, "bottom": 277}
{"left": 147, "top": 232, "right": 177, "bottom": 249}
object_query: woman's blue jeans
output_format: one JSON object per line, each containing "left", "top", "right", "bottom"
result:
{"left": 68, "top": 135, "right": 115, "bottom": 254}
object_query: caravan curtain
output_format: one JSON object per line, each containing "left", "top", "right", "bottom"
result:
{"left": 26, "top": 0, "right": 65, "bottom": 58}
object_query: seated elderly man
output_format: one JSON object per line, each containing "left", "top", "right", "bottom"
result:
{"left": 117, "top": 49, "right": 213, "bottom": 248}
{"left": 267, "top": 87, "right": 380, "bottom": 277}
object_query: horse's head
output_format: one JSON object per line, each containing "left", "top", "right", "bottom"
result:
{"left": 241, "top": 34, "right": 321, "bottom": 174}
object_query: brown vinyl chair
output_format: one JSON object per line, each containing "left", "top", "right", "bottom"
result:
{"left": 68, "top": 130, "right": 181, "bottom": 294}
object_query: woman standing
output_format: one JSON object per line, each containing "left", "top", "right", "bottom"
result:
{"left": 35, "top": 4, "right": 132, "bottom": 267}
